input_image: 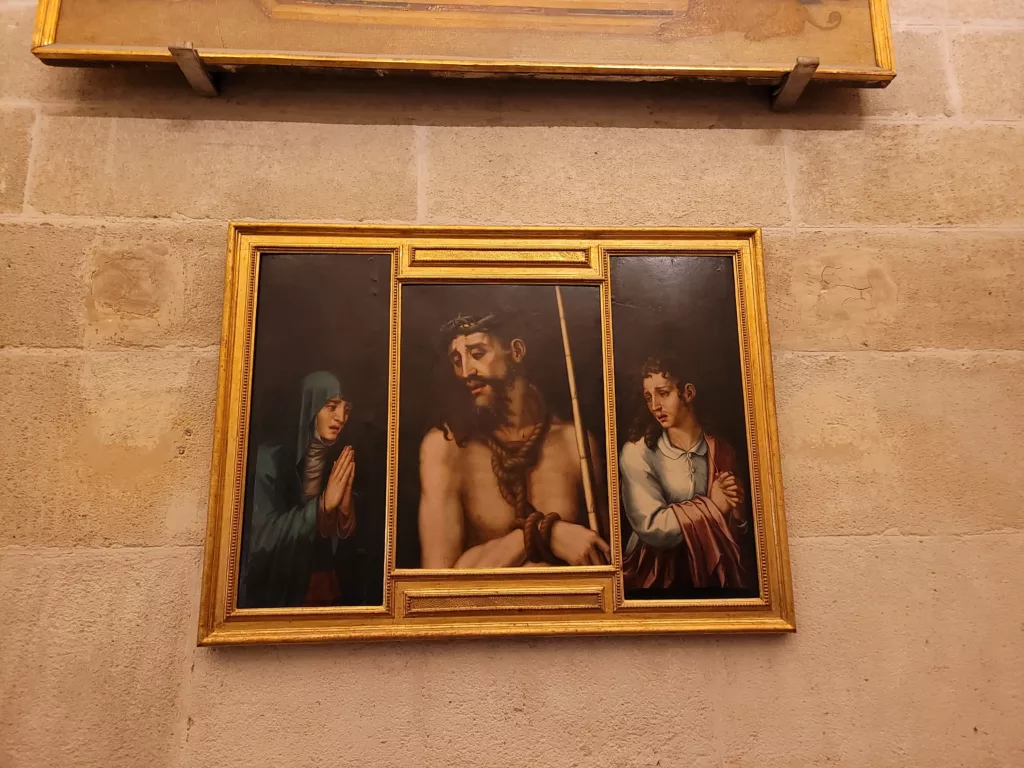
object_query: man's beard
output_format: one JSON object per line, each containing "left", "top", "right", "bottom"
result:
{"left": 436, "top": 373, "right": 512, "bottom": 446}
{"left": 467, "top": 375, "right": 512, "bottom": 432}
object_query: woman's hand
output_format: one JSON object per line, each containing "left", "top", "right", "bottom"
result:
{"left": 339, "top": 451, "right": 356, "bottom": 527}
{"left": 323, "top": 446, "right": 354, "bottom": 513}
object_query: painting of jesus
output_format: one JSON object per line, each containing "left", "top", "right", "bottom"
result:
{"left": 395, "top": 283, "right": 611, "bottom": 570}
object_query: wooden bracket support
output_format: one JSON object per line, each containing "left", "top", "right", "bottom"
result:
{"left": 168, "top": 42, "right": 219, "bottom": 97}
{"left": 771, "top": 56, "right": 820, "bottom": 112}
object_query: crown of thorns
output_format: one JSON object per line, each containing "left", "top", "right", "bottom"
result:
{"left": 439, "top": 313, "right": 498, "bottom": 337}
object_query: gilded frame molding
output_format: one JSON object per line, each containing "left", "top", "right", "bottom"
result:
{"left": 32, "top": 0, "right": 894, "bottom": 86}
{"left": 198, "top": 224, "right": 794, "bottom": 645}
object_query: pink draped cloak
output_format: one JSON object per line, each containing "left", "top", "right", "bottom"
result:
{"left": 622, "top": 435, "right": 750, "bottom": 591}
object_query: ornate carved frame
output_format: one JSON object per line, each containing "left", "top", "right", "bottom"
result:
{"left": 198, "top": 224, "right": 794, "bottom": 645}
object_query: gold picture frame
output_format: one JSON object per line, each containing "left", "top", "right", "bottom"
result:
{"left": 33, "top": 0, "right": 894, "bottom": 87}
{"left": 198, "top": 224, "right": 793, "bottom": 645}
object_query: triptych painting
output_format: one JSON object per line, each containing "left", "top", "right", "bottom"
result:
{"left": 199, "top": 226, "right": 791, "bottom": 643}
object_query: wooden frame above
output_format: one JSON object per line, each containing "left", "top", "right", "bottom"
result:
{"left": 33, "top": 0, "right": 894, "bottom": 88}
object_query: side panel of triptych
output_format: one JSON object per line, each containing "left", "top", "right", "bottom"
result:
{"left": 235, "top": 251, "right": 394, "bottom": 612}
{"left": 608, "top": 253, "right": 761, "bottom": 604}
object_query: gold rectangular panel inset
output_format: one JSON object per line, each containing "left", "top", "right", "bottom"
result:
{"left": 409, "top": 248, "right": 590, "bottom": 267}
{"left": 404, "top": 586, "right": 605, "bottom": 617}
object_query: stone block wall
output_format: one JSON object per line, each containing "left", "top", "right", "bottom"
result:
{"left": 1, "top": 0, "right": 1022, "bottom": 765}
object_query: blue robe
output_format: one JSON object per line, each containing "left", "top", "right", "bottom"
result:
{"left": 238, "top": 372, "right": 345, "bottom": 608}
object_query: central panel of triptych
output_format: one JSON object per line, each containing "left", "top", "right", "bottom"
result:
{"left": 396, "top": 282, "right": 608, "bottom": 572}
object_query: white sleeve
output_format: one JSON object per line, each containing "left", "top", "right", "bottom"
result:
{"left": 619, "top": 442, "right": 683, "bottom": 549}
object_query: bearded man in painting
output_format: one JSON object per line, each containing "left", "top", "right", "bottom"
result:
{"left": 239, "top": 371, "right": 357, "bottom": 607}
{"left": 619, "top": 355, "right": 753, "bottom": 596}
{"left": 418, "top": 313, "right": 610, "bottom": 568}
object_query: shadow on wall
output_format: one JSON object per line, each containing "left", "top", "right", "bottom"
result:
{"left": 40, "top": 61, "right": 872, "bottom": 130}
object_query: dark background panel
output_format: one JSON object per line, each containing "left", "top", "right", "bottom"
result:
{"left": 610, "top": 254, "right": 759, "bottom": 599}
{"left": 395, "top": 282, "right": 606, "bottom": 568}
{"left": 242, "top": 251, "right": 391, "bottom": 606}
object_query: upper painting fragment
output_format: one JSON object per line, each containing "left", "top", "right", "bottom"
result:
{"left": 35, "top": 0, "right": 894, "bottom": 85}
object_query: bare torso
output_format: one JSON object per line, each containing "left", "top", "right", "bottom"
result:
{"left": 417, "top": 419, "right": 606, "bottom": 568}
{"left": 458, "top": 422, "right": 586, "bottom": 547}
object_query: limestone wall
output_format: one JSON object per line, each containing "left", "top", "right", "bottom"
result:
{"left": 1, "top": 0, "right": 1022, "bottom": 765}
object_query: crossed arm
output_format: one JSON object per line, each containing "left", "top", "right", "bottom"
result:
{"left": 619, "top": 441, "right": 746, "bottom": 549}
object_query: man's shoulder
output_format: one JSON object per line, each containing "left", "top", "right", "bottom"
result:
{"left": 419, "top": 427, "right": 464, "bottom": 461}
{"left": 619, "top": 438, "right": 654, "bottom": 470}
{"left": 549, "top": 419, "right": 603, "bottom": 439}
{"left": 706, "top": 434, "right": 738, "bottom": 466}
{"left": 546, "top": 421, "right": 592, "bottom": 453}
{"left": 547, "top": 421, "right": 576, "bottom": 440}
